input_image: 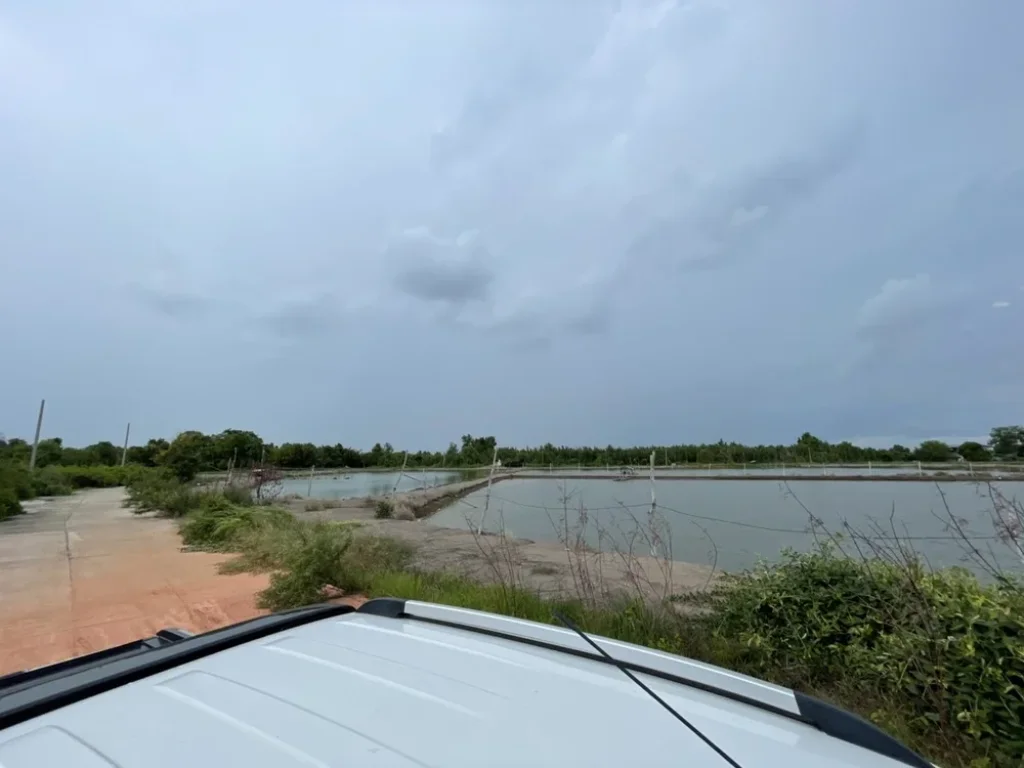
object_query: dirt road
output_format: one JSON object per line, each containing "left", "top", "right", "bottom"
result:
{"left": 0, "top": 488, "right": 268, "bottom": 677}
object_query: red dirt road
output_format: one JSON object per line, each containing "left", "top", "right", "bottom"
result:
{"left": 0, "top": 488, "right": 269, "bottom": 676}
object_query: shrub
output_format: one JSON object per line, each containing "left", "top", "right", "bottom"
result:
{"left": 220, "top": 483, "right": 254, "bottom": 506}
{"left": 179, "top": 500, "right": 295, "bottom": 551}
{"left": 683, "top": 546, "right": 1024, "bottom": 765}
{"left": 0, "top": 463, "right": 34, "bottom": 501}
{"left": 257, "top": 522, "right": 357, "bottom": 611}
{"left": 31, "top": 466, "right": 74, "bottom": 497}
{"left": 0, "top": 488, "right": 22, "bottom": 520}
{"left": 374, "top": 498, "right": 394, "bottom": 519}
{"left": 58, "top": 465, "right": 133, "bottom": 489}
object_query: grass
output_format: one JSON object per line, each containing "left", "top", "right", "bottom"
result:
{"left": 126, "top": 468, "right": 1024, "bottom": 768}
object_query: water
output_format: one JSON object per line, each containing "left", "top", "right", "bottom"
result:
{"left": 281, "top": 471, "right": 463, "bottom": 500}
{"left": 519, "top": 465, "right": 1021, "bottom": 478}
{"left": 431, "top": 477, "right": 1024, "bottom": 577}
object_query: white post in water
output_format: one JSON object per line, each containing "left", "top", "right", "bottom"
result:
{"left": 28, "top": 399, "right": 45, "bottom": 472}
{"left": 648, "top": 451, "right": 659, "bottom": 558}
{"left": 868, "top": 460, "right": 872, "bottom": 477}
{"left": 307, "top": 465, "right": 315, "bottom": 496}
{"left": 917, "top": 461, "right": 923, "bottom": 477}
{"left": 392, "top": 453, "right": 408, "bottom": 495}
{"left": 478, "top": 445, "right": 499, "bottom": 535}
{"left": 120, "top": 422, "right": 131, "bottom": 466}
{"left": 969, "top": 461, "right": 974, "bottom": 477}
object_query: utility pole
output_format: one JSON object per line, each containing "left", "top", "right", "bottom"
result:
{"left": 120, "top": 422, "right": 131, "bottom": 466}
{"left": 28, "top": 399, "right": 45, "bottom": 472}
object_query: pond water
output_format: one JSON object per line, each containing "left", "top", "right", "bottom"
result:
{"left": 430, "top": 477, "right": 1024, "bottom": 577}
{"left": 281, "top": 470, "right": 463, "bottom": 500}
{"left": 523, "top": 464, "right": 1020, "bottom": 478}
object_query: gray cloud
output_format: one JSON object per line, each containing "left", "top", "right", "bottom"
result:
{"left": 257, "top": 295, "right": 343, "bottom": 341}
{"left": 625, "top": 121, "right": 865, "bottom": 272}
{"left": 128, "top": 284, "right": 211, "bottom": 320}
{"left": 1, "top": 0, "right": 1023, "bottom": 448}
{"left": 388, "top": 228, "right": 495, "bottom": 307}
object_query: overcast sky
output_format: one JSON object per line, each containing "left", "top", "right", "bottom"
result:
{"left": 1, "top": 0, "right": 1021, "bottom": 450}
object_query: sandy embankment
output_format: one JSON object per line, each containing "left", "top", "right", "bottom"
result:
{"left": 289, "top": 474, "right": 717, "bottom": 600}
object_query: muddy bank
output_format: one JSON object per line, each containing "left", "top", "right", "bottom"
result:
{"left": 292, "top": 477, "right": 717, "bottom": 601}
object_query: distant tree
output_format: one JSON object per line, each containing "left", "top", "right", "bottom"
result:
{"left": 159, "top": 431, "right": 211, "bottom": 481}
{"left": 890, "top": 444, "right": 913, "bottom": 462}
{"left": 914, "top": 440, "right": 953, "bottom": 462}
{"left": 957, "top": 441, "right": 991, "bottom": 462}
{"left": 989, "top": 426, "right": 1024, "bottom": 459}
{"left": 273, "top": 442, "right": 318, "bottom": 468}
{"left": 34, "top": 438, "right": 63, "bottom": 468}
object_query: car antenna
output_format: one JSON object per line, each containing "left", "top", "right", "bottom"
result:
{"left": 552, "top": 610, "right": 743, "bottom": 768}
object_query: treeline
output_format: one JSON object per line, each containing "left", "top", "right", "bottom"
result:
{"left": 2, "top": 426, "right": 1022, "bottom": 483}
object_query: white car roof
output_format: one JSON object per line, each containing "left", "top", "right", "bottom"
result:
{"left": 0, "top": 599, "right": 933, "bottom": 768}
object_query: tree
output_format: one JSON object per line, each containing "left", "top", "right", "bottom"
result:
{"left": 159, "top": 431, "right": 212, "bottom": 481}
{"left": 914, "top": 440, "right": 952, "bottom": 463}
{"left": 989, "top": 426, "right": 1024, "bottom": 459}
{"left": 957, "top": 441, "right": 991, "bottom": 462}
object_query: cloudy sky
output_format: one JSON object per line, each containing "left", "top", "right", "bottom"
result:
{"left": 1, "top": 0, "right": 1021, "bottom": 450}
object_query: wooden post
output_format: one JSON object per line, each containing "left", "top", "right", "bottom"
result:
{"left": 479, "top": 445, "right": 499, "bottom": 535}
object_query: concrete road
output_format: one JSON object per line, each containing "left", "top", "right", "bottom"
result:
{"left": 0, "top": 488, "right": 268, "bottom": 676}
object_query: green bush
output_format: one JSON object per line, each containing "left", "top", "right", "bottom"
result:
{"left": 58, "top": 465, "right": 134, "bottom": 489}
{"left": 220, "top": 483, "right": 254, "bottom": 506}
{"left": 257, "top": 522, "right": 357, "bottom": 611}
{"left": 0, "top": 487, "right": 23, "bottom": 520}
{"left": 179, "top": 500, "right": 295, "bottom": 551}
{"left": 0, "top": 463, "right": 35, "bottom": 501}
{"left": 683, "top": 546, "right": 1024, "bottom": 765}
{"left": 374, "top": 498, "right": 394, "bottom": 519}
{"left": 123, "top": 468, "right": 204, "bottom": 517}
{"left": 31, "top": 466, "right": 74, "bottom": 497}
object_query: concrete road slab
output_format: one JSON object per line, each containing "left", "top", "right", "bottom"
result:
{"left": 0, "top": 488, "right": 268, "bottom": 676}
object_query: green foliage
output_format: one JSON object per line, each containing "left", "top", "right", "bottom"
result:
{"left": 0, "top": 462, "right": 34, "bottom": 500}
{"left": 0, "top": 487, "right": 22, "bottom": 520}
{"left": 682, "top": 547, "right": 1024, "bottom": 765}
{"left": 178, "top": 499, "right": 295, "bottom": 552}
{"left": 159, "top": 431, "right": 210, "bottom": 482}
{"left": 123, "top": 469, "right": 204, "bottom": 517}
{"left": 989, "top": 426, "right": 1024, "bottom": 459}
{"left": 30, "top": 466, "right": 73, "bottom": 496}
{"left": 914, "top": 439, "right": 953, "bottom": 462}
{"left": 8, "top": 425, "right": 1023, "bottom": 475}
{"left": 220, "top": 483, "right": 254, "bottom": 506}
{"left": 374, "top": 498, "right": 394, "bottom": 519}
{"left": 57, "top": 465, "right": 135, "bottom": 488}
{"left": 256, "top": 522, "right": 356, "bottom": 611}
{"left": 958, "top": 441, "right": 992, "bottom": 462}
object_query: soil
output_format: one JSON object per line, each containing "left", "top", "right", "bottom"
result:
{"left": 0, "top": 489, "right": 269, "bottom": 677}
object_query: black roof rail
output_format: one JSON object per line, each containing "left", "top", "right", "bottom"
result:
{"left": 0, "top": 603, "right": 354, "bottom": 730}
